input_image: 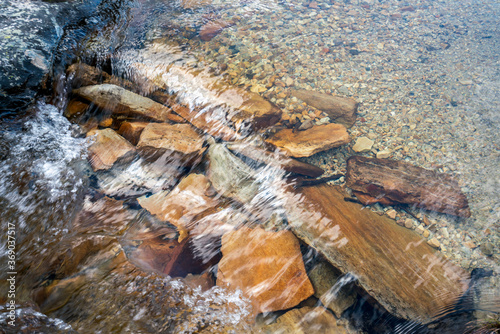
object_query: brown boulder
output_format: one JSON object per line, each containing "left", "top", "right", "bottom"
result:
{"left": 284, "top": 184, "right": 469, "bottom": 322}
{"left": 216, "top": 226, "right": 314, "bottom": 314}
{"left": 73, "top": 84, "right": 181, "bottom": 123}
{"left": 137, "top": 173, "right": 219, "bottom": 241}
{"left": 86, "top": 128, "right": 136, "bottom": 171}
{"left": 136, "top": 123, "right": 205, "bottom": 164}
{"left": 265, "top": 123, "right": 350, "bottom": 158}
{"left": 292, "top": 90, "right": 358, "bottom": 128}
{"left": 346, "top": 156, "right": 471, "bottom": 217}
{"left": 117, "top": 121, "right": 149, "bottom": 145}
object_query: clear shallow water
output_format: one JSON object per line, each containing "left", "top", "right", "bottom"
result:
{"left": 0, "top": 0, "right": 499, "bottom": 333}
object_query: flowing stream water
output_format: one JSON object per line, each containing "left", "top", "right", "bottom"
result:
{"left": 0, "top": 0, "right": 499, "bottom": 333}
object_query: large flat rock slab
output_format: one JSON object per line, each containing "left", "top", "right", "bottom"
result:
{"left": 346, "top": 156, "right": 471, "bottom": 217}
{"left": 123, "top": 43, "right": 282, "bottom": 131}
{"left": 284, "top": 184, "right": 469, "bottom": 322}
{"left": 291, "top": 90, "right": 358, "bottom": 128}
{"left": 217, "top": 226, "right": 314, "bottom": 314}
{"left": 265, "top": 123, "right": 350, "bottom": 158}
{"left": 73, "top": 84, "right": 181, "bottom": 123}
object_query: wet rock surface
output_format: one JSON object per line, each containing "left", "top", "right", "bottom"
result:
{"left": 217, "top": 226, "right": 314, "bottom": 314}
{"left": 265, "top": 123, "right": 351, "bottom": 158}
{"left": 285, "top": 184, "right": 469, "bottom": 322}
{"left": 346, "top": 156, "right": 471, "bottom": 217}
{"left": 86, "top": 128, "right": 136, "bottom": 171}
{"left": 291, "top": 90, "right": 358, "bottom": 128}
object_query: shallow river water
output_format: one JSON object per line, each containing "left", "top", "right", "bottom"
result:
{"left": 0, "top": 0, "right": 499, "bottom": 333}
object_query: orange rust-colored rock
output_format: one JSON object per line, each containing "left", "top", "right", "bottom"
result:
{"left": 284, "top": 184, "right": 469, "bottom": 322}
{"left": 137, "top": 173, "right": 218, "bottom": 241}
{"left": 346, "top": 156, "right": 471, "bottom": 217}
{"left": 86, "top": 128, "right": 136, "bottom": 171}
{"left": 265, "top": 123, "right": 351, "bottom": 158}
{"left": 73, "top": 84, "right": 181, "bottom": 123}
{"left": 216, "top": 226, "right": 314, "bottom": 314}
{"left": 136, "top": 123, "right": 205, "bottom": 164}
{"left": 117, "top": 121, "right": 149, "bottom": 145}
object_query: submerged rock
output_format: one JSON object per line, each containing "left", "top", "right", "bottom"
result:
{"left": 207, "top": 141, "right": 260, "bottom": 204}
{"left": 346, "top": 156, "right": 471, "bottom": 217}
{"left": 136, "top": 123, "right": 205, "bottom": 165}
{"left": 117, "top": 121, "right": 149, "bottom": 145}
{"left": 265, "top": 123, "right": 350, "bottom": 158}
{"left": 260, "top": 306, "right": 348, "bottom": 334}
{"left": 137, "top": 173, "right": 219, "bottom": 241}
{"left": 217, "top": 226, "right": 314, "bottom": 314}
{"left": 308, "top": 262, "right": 357, "bottom": 318}
{"left": 86, "top": 128, "right": 136, "bottom": 171}
{"left": 352, "top": 136, "right": 374, "bottom": 153}
{"left": 284, "top": 184, "right": 469, "bottom": 322}
{"left": 199, "top": 20, "right": 231, "bottom": 41}
{"left": 227, "top": 141, "right": 324, "bottom": 178}
{"left": 125, "top": 44, "right": 282, "bottom": 131}
{"left": 291, "top": 90, "right": 358, "bottom": 128}
{"left": 73, "top": 84, "right": 181, "bottom": 123}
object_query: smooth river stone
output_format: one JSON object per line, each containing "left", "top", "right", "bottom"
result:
{"left": 346, "top": 156, "right": 471, "bottom": 217}
{"left": 217, "top": 226, "right": 314, "bottom": 314}
{"left": 283, "top": 184, "right": 469, "bottom": 322}
{"left": 86, "top": 128, "right": 136, "bottom": 171}
{"left": 73, "top": 84, "right": 182, "bottom": 123}
{"left": 265, "top": 123, "right": 350, "bottom": 158}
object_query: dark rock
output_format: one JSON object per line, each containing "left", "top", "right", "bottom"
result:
{"left": 345, "top": 156, "right": 471, "bottom": 217}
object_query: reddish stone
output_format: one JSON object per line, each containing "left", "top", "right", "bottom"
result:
{"left": 199, "top": 20, "right": 231, "bottom": 41}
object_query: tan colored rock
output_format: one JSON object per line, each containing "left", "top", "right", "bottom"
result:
{"left": 308, "top": 262, "right": 357, "bottom": 317}
{"left": 386, "top": 209, "right": 397, "bottom": 219}
{"left": 200, "top": 20, "right": 231, "bottom": 41}
{"left": 138, "top": 174, "right": 218, "bottom": 241}
{"left": 427, "top": 238, "right": 441, "bottom": 249}
{"left": 291, "top": 89, "right": 358, "bottom": 128}
{"left": 136, "top": 123, "right": 205, "bottom": 164}
{"left": 283, "top": 184, "right": 469, "bottom": 322}
{"left": 376, "top": 149, "right": 392, "bottom": 159}
{"left": 117, "top": 121, "right": 149, "bottom": 145}
{"left": 265, "top": 123, "right": 350, "bottom": 158}
{"left": 86, "top": 128, "right": 136, "bottom": 171}
{"left": 352, "top": 136, "right": 374, "bottom": 153}
{"left": 73, "top": 84, "right": 181, "bottom": 123}
{"left": 346, "top": 156, "right": 471, "bottom": 217}
{"left": 260, "top": 306, "right": 348, "bottom": 334}
{"left": 217, "top": 226, "right": 314, "bottom": 314}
